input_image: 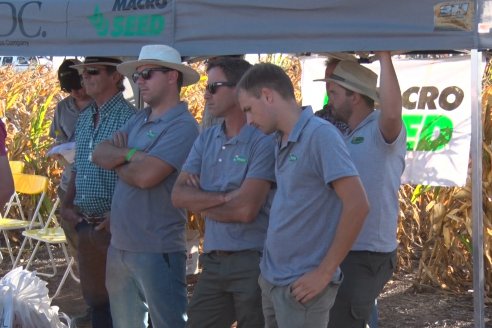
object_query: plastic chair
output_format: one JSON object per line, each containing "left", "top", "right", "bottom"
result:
{"left": 15, "top": 197, "right": 79, "bottom": 299}
{"left": 8, "top": 161, "right": 25, "bottom": 174}
{"left": 0, "top": 174, "right": 48, "bottom": 265}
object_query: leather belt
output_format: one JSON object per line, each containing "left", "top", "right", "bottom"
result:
{"left": 208, "top": 250, "right": 250, "bottom": 256}
{"left": 81, "top": 213, "right": 106, "bottom": 225}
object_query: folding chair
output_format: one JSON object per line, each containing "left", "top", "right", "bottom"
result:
{"left": 15, "top": 197, "right": 79, "bottom": 299}
{"left": 0, "top": 174, "right": 48, "bottom": 265}
{"left": 2, "top": 161, "right": 25, "bottom": 215}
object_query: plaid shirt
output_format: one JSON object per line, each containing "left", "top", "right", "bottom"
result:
{"left": 314, "top": 104, "right": 350, "bottom": 135}
{"left": 73, "top": 92, "right": 136, "bottom": 215}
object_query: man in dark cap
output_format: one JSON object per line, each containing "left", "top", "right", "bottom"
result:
{"left": 60, "top": 56, "right": 136, "bottom": 328}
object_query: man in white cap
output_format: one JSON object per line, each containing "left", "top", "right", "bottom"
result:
{"left": 60, "top": 56, "right": 136, "bottom": 328}
{"left": 324, "top": 51, "right": 407, "bottom": 328}
{"left": 92, "top": 44, "right": 200, "bottom": 328}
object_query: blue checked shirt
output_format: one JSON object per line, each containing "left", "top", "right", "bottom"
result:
{"left": 73, "top": 92, "right": 136, "bottom": 215}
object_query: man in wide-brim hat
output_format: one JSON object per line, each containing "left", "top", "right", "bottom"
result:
{"left": 92, "top": 44, "right": 200, "bottom": 328}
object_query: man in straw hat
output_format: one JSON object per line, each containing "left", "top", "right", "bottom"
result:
{"left": 92, "top": 44, "right": 200, "bottom": 328}
{"left": 61, "top": 56, "right": 136, "bottom": 328}
{"left": 322, "top": 51, "right": 407, "bottom": 328}
{"left": 172, "top": 57, "right": 275, "bottom": 328}
{"left": 236, "top": 62, "right": 369, "bottom": 327}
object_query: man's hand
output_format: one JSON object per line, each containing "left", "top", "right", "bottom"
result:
{"left": 186, "top": 174, "right": 201, "bottom": 189}
{"left": 291, "top": 268, "right": 331, "bottom": 304}
{"left": 112, "top": 131, "right": 128, "bottom": 148}
{"left": 95, "top": 212, "right": 111, "bottom": 233}
{"left": 60, "top": 206, "right": 82, "bottom": 227}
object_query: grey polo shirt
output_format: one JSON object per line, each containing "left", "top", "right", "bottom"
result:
{"left": 344, "top": 110, "right": 406, "bottom": 252}
{"left": 260, "top": 106, "right": 359, "bottom": 286}
{"left": 110, "top": 102, "right": 199, "bottom": 253}
{"left": 182, "top": 123, "right": 276, "bottom": 252}
{"left": 49, "top": 96, "right": 89, "bottom": 192}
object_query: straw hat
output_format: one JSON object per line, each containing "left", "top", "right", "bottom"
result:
{"left": 315, "top": 60, "right": 379, "bottom": 102}
{"left": 117, "top": 44, "right": 200, "bottom": 86}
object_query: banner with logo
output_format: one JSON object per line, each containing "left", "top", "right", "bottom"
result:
{"left": 0, "top": 0, "right": 174, "bottom": 56}
{"left": 301, "top": 56, "right": 472, "bottom": 187}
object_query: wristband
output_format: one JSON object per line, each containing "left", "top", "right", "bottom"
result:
{"left": 125, "top": 148, "right": 138, "bottom": 162}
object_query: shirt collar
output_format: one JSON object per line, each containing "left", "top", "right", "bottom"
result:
{"left": 215, "top": 122, "right": 257, "bottom": 145}
{"left": 143, "top": 101, "right": 189, "bottom": 124}
{"left": 281, "top": 106, "right": 313, "bottom": 144}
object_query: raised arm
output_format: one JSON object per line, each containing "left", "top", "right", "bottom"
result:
{"left": 376, "top": 51, "right": 403, "bottom": 143}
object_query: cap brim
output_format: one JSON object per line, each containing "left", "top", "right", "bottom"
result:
{"left": 71, "top": 62, "right": 120, "bottom": 73}
{"left": 117, "top": 60, "right": 200, "bottom": 86}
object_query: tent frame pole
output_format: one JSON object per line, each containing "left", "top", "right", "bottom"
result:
{"left": 471, "top": 49, "right": 485, "bottom": 328}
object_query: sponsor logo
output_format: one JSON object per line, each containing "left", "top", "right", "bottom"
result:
{"left": 0, "top": 1, "right": 44, "bottom": 38}
{"left": 88, "top": 3, "right": 166, "bottom": 38}
{"left": 402, "top": 86, "right": 462, "bottom": 151}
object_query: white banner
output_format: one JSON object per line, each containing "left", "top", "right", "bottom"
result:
{"left": 301, "top": 56, "right": 473, "bottom": 187}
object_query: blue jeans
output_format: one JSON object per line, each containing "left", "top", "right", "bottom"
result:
{"left": 106, "top": 245, "right": 187, "bottom": 328}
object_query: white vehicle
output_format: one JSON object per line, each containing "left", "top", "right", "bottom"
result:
{"left": 0, "top": 56, "right": 53, "bottom": 71}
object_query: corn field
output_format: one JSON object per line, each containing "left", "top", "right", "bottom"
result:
{"left": 1, "top": 56, "right": 491, "bottom": 300}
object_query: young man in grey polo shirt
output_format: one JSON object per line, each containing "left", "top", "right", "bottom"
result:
{"left": 236, "top": 63, "right": 369, "bottom": 328}
{"left": 92, "top": 44, "right": 200, "bottom": 328}
{"left": 172, "top": 57, "right": 276, "bottom": 328}
{"left": 322, "top": 52, "right": 406, "bottom": 328}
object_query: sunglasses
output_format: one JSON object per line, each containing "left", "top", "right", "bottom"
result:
{"left": 205, "top": 81, "right": 236, "bottom": 95}
{"left": 132, "top": 68, "right": 173, "bottom": 83}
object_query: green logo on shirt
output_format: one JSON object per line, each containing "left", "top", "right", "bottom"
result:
{"left": 351, "top": 136, "right": 364, "bottom": 144}
{"left": 147, "top": 130, "right": 156, "bottom": 138}
{"left": 289, "top": 154, "right": 297, "bottom": 161}
{"left": 233, "top": 155, "right": 247, "bottom": 164}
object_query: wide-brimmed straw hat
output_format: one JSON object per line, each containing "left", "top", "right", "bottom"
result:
{"left": 71, "top": 57, "right": 122, "bottom": 72}
{"left": 315, "top": 60, "right": 379, "bottom": 102}
{"left": 117, "top": 44, "right": 200, "bottom": 86}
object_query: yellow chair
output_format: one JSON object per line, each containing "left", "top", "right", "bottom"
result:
{"left": 9, "top": 160, "right": 25, "bottom": 174}
{"left": 0, "top": 174, "right": 48, "bottom": 265}
{"left": 2, "top": 161, "right": 25, "bottom": 216}
{"left": 16, "top": 197, "right": 79, "bottom": 299}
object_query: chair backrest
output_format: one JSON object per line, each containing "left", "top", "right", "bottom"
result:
{"left": 8, "top": 161, "right": 24, "bottom": 174}
{"left": 3, "top": 174, "right": 49, "bottom": 226}
{"left": 13, "top": 174, "right": 48, "bottom": 195}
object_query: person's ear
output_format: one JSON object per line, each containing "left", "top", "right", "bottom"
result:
{"left": 261, "top": 88, "right": 274, "bottom": 104}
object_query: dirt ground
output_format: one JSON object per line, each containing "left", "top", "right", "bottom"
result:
{"left": 1, "top": 244, "right": 491, "bottom": 328}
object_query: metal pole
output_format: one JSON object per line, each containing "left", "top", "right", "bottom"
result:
{"left": 471, "top": 49, "right": 485, "bottom": 328}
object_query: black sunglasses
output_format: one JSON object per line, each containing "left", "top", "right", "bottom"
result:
{"left": 132, "top": 68, "right": 173, "bottom": 83}
{"left": 206, "top": 82, "right": 236, "bottom": 94}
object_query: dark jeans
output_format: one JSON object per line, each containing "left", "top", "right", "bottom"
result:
{"left": 328, "top": 249, "right": 397, "bottom": 328}
{"left": 76, "top": 221, "right": 113, "bottom": 328}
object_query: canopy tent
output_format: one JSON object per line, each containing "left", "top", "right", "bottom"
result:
{"left": 0, "top": 0, "right": 489, "bottom": 56}
{"left": 0, "top": 1, "right": 488, "bottom": 327}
